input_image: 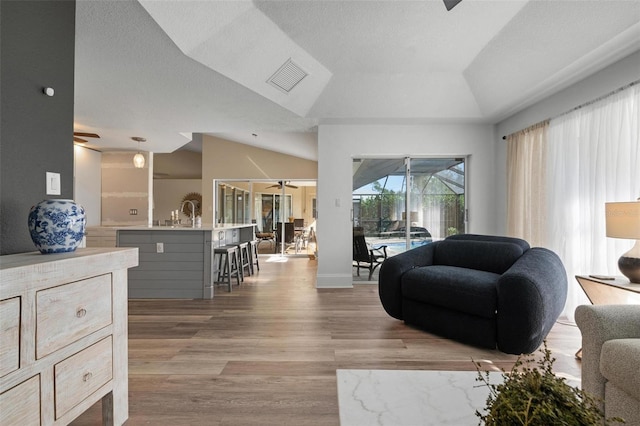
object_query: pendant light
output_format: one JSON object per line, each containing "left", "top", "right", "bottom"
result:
{"left": 131, "top": 137, "right": 146, "bottom": 168}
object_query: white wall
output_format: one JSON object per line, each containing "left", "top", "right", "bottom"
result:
{"left": 74, "top": 145, "right": 102, "bottom": 226}
{"left": 317, "top": 123, "right": 498, "bottom": 288}
{"left": 496, "top": 51, "right": 640, "bottom": 138}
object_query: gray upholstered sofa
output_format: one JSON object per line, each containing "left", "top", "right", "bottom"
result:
{"left": 575, "top": 304, "right": 640, "bottom": 424}
{"left": 378, "top": 234, "right": 567, "bottom": 354}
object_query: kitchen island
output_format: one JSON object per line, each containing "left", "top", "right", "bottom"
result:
{"left": 117, "top": 224, "right": 256, "bottom": 299}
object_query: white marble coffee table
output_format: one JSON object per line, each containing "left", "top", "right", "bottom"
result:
{"left": 336, "top": 369, "right": 502, "bottom": 426}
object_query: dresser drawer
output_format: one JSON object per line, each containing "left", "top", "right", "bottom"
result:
{"left": 0, "top": 297, "right": 20, "bottom": 377}
{"left": 0, "top": 375, "right": 40, "bottom": 425}
{"left": 36, "top": 274, "right": 112, "bottom": 358}
{"left": 54, "top": 336, "right": 113, "bottom": 419}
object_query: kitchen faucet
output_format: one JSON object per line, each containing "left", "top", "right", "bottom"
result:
{"left": 180, "top": 200, "right": 196, "bottom": 228}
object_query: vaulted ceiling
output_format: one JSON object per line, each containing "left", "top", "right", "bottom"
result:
{"left": 73, "top": 0, "right": 640, "bottom": 159}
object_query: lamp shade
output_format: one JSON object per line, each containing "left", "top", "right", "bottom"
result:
{"left": 605, "top": 201, "right": 640, "bottom": 239}
{"left": 133, "top": 152, "right": 145, "bottom": 168}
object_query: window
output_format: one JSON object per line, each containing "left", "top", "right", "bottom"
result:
{"left": 352, "top": 157, "right": 466, "bottom": 256}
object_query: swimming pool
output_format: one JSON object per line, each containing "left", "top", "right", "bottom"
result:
{"left": 374, "top": 239, "right": 432, "bottom": 253}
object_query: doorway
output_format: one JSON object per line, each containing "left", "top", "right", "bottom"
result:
{"left": 214, "top": 179, "right": 317, "bottom": 257}
{"left": 352, "top": 157, "right": 466, "bottom": 258}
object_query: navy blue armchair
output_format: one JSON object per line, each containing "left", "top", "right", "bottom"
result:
{"left": 378, "top": 234, "right": 567, "bottom": 354}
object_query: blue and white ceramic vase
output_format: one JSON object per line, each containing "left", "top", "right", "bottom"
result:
{"left": 28, "top": 199, "right": 86, "bottom": 254}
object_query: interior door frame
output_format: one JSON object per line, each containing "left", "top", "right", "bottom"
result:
{"left": 213, "top": 178, "right": 317, "bottom": 257}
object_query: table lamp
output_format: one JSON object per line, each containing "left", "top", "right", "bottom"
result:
{"left": 605, "top": 200, "right": 640, "bottom": 283}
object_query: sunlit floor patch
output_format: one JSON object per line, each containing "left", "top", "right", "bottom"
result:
{"left": 266, "top": 255, "right": 289, "bottom": 263}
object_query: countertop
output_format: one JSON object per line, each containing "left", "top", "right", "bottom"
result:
{"left": 112, "top": 223, "right": 256, "bottom": 231}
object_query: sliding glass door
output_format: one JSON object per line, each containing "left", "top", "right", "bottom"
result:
{"left": 218, "top": 182, "right": 251, "bottom": 224}
{"left": 214, "top": 179, "right": 317, "bottom": 257}
{"left": 352, "top": 157, "right": 466, "bottom": 257}
{"left": 255, "top": 192, "right": 292, "bottom": 233}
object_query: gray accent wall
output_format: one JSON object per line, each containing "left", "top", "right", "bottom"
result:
{"left": 0, "top": 0, "right": 76, "bottom": 255}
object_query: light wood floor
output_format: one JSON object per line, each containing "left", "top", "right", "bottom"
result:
{"left": 72, "top": 256, "right": 582, "bottom": 425}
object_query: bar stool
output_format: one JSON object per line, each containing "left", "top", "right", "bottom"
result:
{"left": 233, "top": 242, "right": 252, "bottom": 279}
{"left": 214, "top": 245, "right": 241, "bottom": 291}
{"left": 248, "top": 239, "right": 260, "bottom": 273}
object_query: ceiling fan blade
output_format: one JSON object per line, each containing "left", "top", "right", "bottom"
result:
{"left": 73, "top": 132, "right": 101, "bottom": 138}
{"left": 266, "top": 181, "right": 298, "bottom": 189}
{"left": 73, "top": 136, "right": 88, "bottom": 143}
{"left": 443, "top": 0, "right": 462, "bottom": 11}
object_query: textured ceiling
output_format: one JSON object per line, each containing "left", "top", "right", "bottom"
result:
{"left": 73, "top": 0, "right": 640, "bottom": 158}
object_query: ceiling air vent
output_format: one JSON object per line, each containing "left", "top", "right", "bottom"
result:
{"left": 267, "top": 59, "right": 308, "bottom": 93}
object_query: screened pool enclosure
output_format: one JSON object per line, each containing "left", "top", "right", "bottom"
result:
{"left": 352, "top": 157, "right": 466, "bottom": 256}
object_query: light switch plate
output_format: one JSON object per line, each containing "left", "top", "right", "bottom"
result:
{"left": 46, "top": 172, "right": 61, "bottom": 195}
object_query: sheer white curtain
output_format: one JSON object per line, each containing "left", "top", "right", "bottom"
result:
{"left": 547, "top": 84, "right": 640, "bottom": 321}
{"left": 506, "top": 121, "right": 549, "bottom": 247}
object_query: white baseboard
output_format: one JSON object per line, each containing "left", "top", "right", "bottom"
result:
{"left": 316, "top": 273, "right": 353, "bottom": 288}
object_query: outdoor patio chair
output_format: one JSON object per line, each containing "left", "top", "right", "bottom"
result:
{"left": 353, "top": 227, "right": 388, "bottom": 280}
{"left": 275, "top": 222, "right": 295, "bottom": 253}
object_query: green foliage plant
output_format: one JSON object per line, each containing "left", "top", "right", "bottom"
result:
{"left": 474, "top": 342, "right": 624, "bottom": 425}
{"left": 446, "top": 226, "right": 459, "bottom": 236}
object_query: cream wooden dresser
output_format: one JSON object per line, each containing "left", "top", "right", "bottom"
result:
{"left": 0, "top": 248, "right": 138, "bottom": 425}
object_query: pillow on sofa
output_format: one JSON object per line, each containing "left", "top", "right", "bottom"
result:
{"left": 433, "top": 240, "right": 527, "bottom": 274}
